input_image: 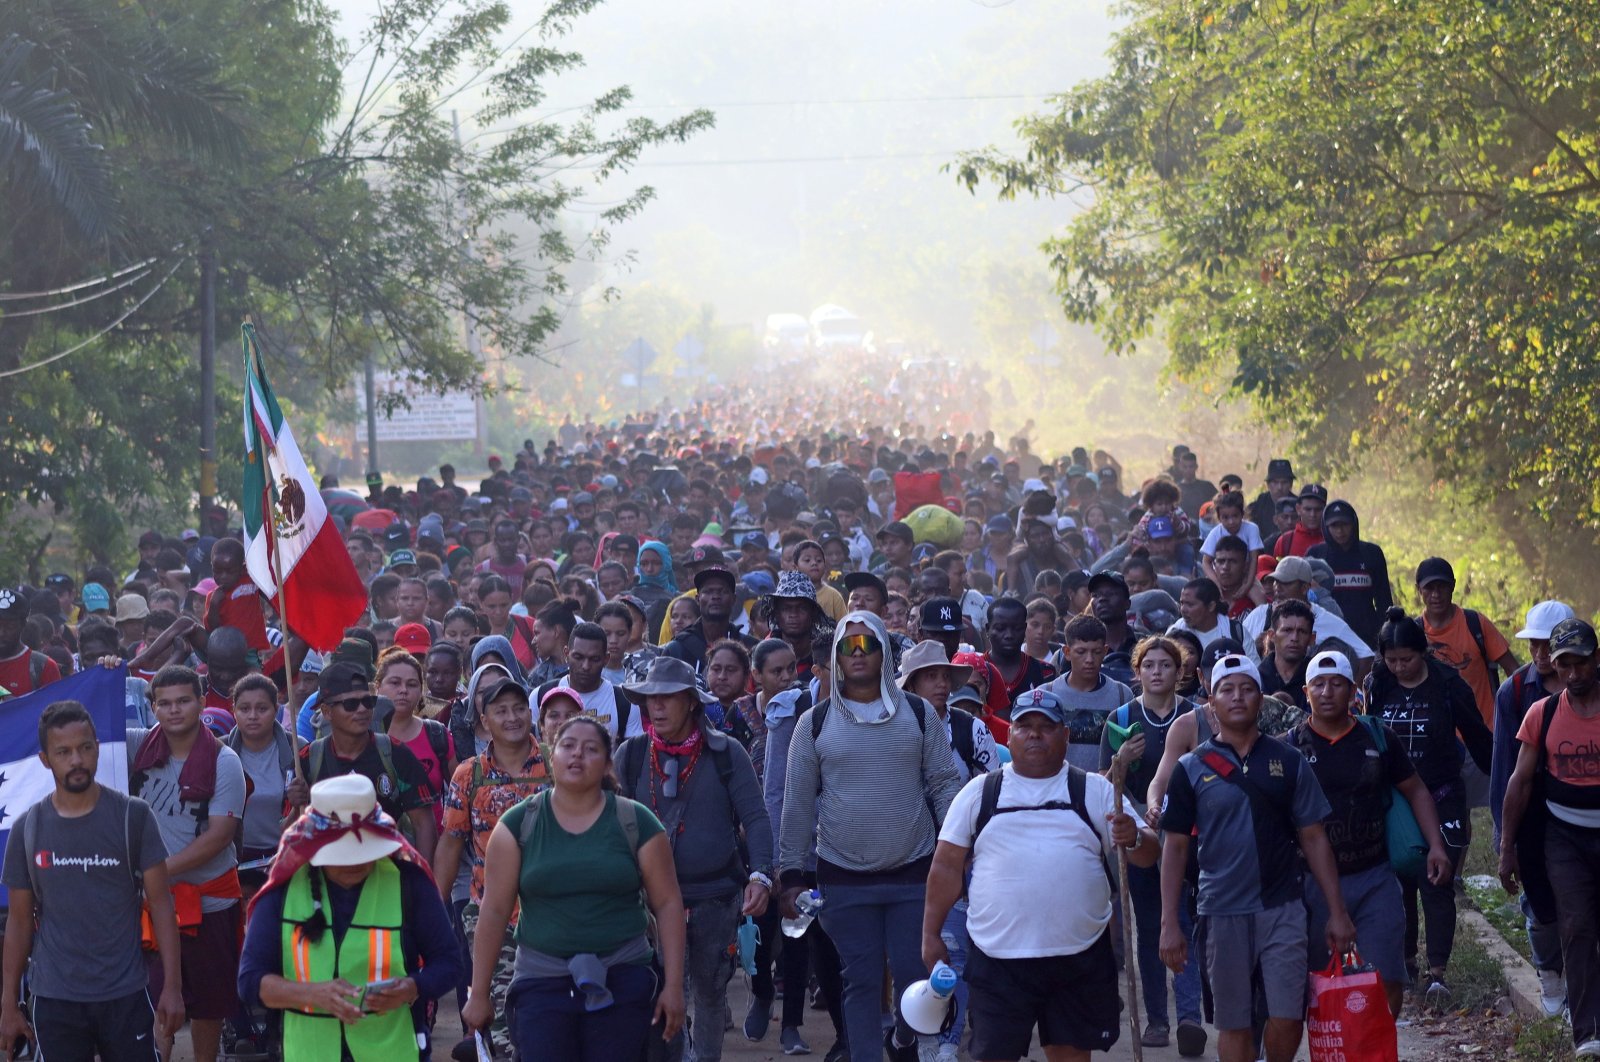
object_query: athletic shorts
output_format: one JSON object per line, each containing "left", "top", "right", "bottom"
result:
{"left": 965, "top": 931, "right": 1122, "bottom": 1060}
{"left": 1305, "top": 864, "right": 1406, "bottom": 986}
{"left": 1205, "top": 901, "right": 1307, "bottom": 1030}
{"left": 147, "top": 904, "right": 241, "bottom": 1020}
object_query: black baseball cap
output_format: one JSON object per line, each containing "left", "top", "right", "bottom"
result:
{"left": 687, "top": 545, "right": 727, "bottom": 568}
{"left": 693, "top": 566, "right": 737, "bottom": 591}
{"left": 919, "top": 597, "right": 963, "bottom": 633}
{"left": 318, "top": 661, "right": 371, "bottom": 700}
{"left": 877, "top": 521, "right": 914, "bottom": 545}
{"left": 1297, "top": 482, "right": 1328, "bottom": 503}
{"left": 1548, "top": 618, "right": 1598, "bottom": 661}
{"left": 1199, "top": 637, "right": 1247, "bottom": 677}
{"left": 844, "top": 571, "right": 887, "bottom": 599}
{"left": 1087, "top": 570, "right": 1127, "bottom": 595}
{"left": 1414, "top": 557, "right": 1456, "bottom": 587}
{"left": 1267, "top": 458, "right": 1294, "bottom": 481}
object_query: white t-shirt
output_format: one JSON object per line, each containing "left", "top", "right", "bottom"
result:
{"left": 1201, "top": 520, "right": 1264, "bottom": 555}
{"left": 573, "top": 681, "right": 647, "bottom": 740}
{"left": 1241, "top": 600, "right": 1375, "bottom": 660}
{"left": 1165, "top": 616, "right": 1261, "bottom": 663}
{"left": 939, "top": 764, "right": 1144, "bottom": 957}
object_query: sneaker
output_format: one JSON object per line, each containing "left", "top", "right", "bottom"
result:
{"left": 1141, "top": 1023, "right": 1171, "bottom": 1047}
{"left": 821, "top": 1043, "right": 849, "bottom": 1062}
{"left": 1176, "top": 1019, "right": 1208, "bottom": 1057}
{"left": 1425, "top": 980, "right": 1451, "bottom": 1010}
{"left": 884, "top": 1028, "right": 918, "bottom": 1062}
{"left": 1575, "top": 1040, "right": 1600, "bottom": 1058}
{"left": 780, "top": 1026, "right": 813, "bottom": 1055}
{"left": 744, "top": 994, "right": 773, "bottom": 1042}
{"left": 450, "top": 1037, "right": 477, "bottom": 1062}
{"left": 1539, "top": 969, "right": 1568, "bottom": 1017}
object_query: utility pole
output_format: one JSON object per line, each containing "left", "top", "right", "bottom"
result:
{"left": 452, "top": 109, "right": 489, "bottom": 461}
{"left": 361, "top": 312, "right": 379, "bottom": 482}
{"left": 198, "top": 240, "right": 217, "bottom": 521}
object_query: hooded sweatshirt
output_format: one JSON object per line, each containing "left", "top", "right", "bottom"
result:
{"left": 778, "top": 611, "right": 962, "bottom": 885}
{"left": 1306, "top": 501, "right": 1392, "bottom": 649}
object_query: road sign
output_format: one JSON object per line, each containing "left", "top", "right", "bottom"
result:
{"left": 674, "top": 334, "right": 705, "bottom": 364}
{"left": 356, "top": 372, "right": 478, "bottom": 442}
{"left": 623, "top": 337, "right": 659, "bottom": 371}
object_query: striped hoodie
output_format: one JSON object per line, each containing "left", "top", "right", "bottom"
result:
{"left": 778, "top": 611, "right": 962, "bottom": 884}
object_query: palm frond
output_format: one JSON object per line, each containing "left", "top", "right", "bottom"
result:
{"left": 0, "top": 36, "right": 116, "bottom": 242}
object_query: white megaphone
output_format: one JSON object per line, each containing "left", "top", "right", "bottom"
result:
{"left": 900, "top": 961, "right": 959, "bottom": 1035}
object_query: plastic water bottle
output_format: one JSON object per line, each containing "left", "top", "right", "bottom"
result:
{"left": 781, "top": 889, "right": 823, "bottom": 938}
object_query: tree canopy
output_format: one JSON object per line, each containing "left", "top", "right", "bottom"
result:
{"left": 956, "top": 0, "right": 1600, "bottom": 562}
{"left": 1, "top": 0, "right": 711, "bottom": 569}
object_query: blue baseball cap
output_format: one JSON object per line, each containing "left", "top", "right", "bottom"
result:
{"left": 984, "top": 515, "right": 1012, "bottom": 535}
{"left": 1011, "top": 687, "right": 1065, "bottom": 724}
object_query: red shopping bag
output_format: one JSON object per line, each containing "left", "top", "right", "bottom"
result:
{"left": 1306, "top": 949, "right": 1398, "bottom": 1062}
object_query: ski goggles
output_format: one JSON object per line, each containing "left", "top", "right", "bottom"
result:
{"left": 836, "top": 633, "right": 883, "bottom": 658}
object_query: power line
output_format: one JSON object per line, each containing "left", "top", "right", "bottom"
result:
{"left": 634, "top": 149, "right": 967, "bottom": 168}
{"left": 0, "top": 256, "right": 191, "bottom": 379}
{"left": 0, "top": 255, "right": 159, "bottom": 301}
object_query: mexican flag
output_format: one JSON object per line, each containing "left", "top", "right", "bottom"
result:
{"left": 241, "top": 322, "right": 367, "bottom": 651}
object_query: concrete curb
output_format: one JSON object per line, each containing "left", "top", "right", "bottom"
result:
{"left": 1459, "top": 905, "right": 1544, "bottom": 1020}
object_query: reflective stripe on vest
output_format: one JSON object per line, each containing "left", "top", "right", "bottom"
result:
{"left": 279, "top": 860, "right": 415, "bottom": 1060}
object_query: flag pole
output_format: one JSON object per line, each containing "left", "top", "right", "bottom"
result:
{"left": 250, "top": 316, "right": 305, "bottom": 784}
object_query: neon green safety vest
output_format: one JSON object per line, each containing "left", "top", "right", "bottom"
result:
{"left": 280, "top": 859, "right": 416, "bottom": 1060}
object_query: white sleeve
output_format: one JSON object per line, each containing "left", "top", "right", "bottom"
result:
{"left": 936, "top": 774, "right": 988, "bottom": 848}
{"left": 970, "top": 719, "right": 1000, "bottom": 774}
{"left": 1241, "top": 521, "right": 1265, "bottom": 550}
{"left": 1200, "top": 524, "right": 1225, "bottom": 556}
{"left": 1315, "top": 611, "right": 1376, "bottom": 660}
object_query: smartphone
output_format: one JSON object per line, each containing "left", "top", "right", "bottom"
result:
{"left": 361, "top": 977, "right": 405, "bottom": 1012}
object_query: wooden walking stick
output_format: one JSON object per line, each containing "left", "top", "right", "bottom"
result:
{"left": 1111, "top": 751, "right": 1145, "bottom": 1062}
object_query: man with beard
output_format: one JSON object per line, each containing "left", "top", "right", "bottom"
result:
{"left": 1, "top": 701, "right": 186, "bottom": 1059}
{"left": 664, "top": 566, "right": 756, "bottom": 673}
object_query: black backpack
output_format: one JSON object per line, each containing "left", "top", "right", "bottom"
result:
{"left": 809, "top": 692, "right": 927, "bottom": 741}
{"left": 971, "top": 766, "right": 1113, "bottom": 887}
{"left": 537, "top": 679, "right": 634, "bottom": 739}
{"left": 947, "top": 707, "right": 985, "bottom": 777}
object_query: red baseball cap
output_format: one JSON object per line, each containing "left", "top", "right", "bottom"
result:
{"left": 394, "top": 623, "right": 431, "bottom": 656}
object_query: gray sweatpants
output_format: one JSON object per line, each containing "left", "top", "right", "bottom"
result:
{"left": 664, "top": 891, "right": 743, "bottom": 1062}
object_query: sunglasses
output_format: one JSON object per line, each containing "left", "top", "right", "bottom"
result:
{"left": 836, "top": 634, "right": 883, "bottom": 658}
{"left": 327, "top": 694, "right": 378, "bottom": 712}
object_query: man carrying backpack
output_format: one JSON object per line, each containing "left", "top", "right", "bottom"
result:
{"left": 615, "top": 656, "right": 771, "bottom": 1062}
{"left": 1, "top": 700, "right": 185, "bottom": 1060}
{"left": 923, "top": 686, "right": 1157, "bottom": 1062}
{"left": 1290, "top": 650, "right": 1451, "bottom": 1017}
{"left": 297, "top": 661, "right": 438, "bottom": 863}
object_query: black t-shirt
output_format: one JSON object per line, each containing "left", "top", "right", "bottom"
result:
{"left": 1098, "top": 697, "right": 1196, "bottom": 803}
{"left": 1259, "top": 654, "right": 1310, "bottom": 712}
{"left": 1291, "top": 718, "right": 1415, "bottom": 874}
{"left": 300, "top": 738, "right": 433, "bottom": 820}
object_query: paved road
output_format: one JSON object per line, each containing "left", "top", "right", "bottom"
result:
{"left": 170, "top": 966, "right": 1446, "bottom": 1060}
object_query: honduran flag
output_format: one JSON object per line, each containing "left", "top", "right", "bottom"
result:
{"left": 0, "top": 664, "right": 129, "bottom": 905}
{"left": 242, "top": 322, "right": 367, "bottom": 652}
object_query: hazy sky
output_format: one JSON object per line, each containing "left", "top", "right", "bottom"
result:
{"left": 329, "top": 0, "right": 1120, "bottom": 343}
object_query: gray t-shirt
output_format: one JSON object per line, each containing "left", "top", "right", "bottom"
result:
{"left": 127, "top": 728, "right": 245, "bottom": 911}
{"left": 1041, "top": 674, "right": 1136, "bottom": 772}
{"left": 1, "top": 790, "right": 168, "bottom": 1001}
{"left": 237, "top": 743, "right": 287, "bottom": 851}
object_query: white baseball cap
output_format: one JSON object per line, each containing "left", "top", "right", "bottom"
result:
{"left": 1515, "top": 600, "right": 1576, "bottom": 641}
{"left": 1210, "top": 654, "right": 1262, "bottom": 690}
{"left": 1306, "top": 650, "right": 1353, "bottom": 683}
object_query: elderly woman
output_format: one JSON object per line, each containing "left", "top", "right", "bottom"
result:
{"left": 238, "top": 774, "right": 461, "bottom": 1060}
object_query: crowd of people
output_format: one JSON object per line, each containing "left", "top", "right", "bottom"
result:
{"left": 1, "top": 372, "right": 1598, "bottom": 1062}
